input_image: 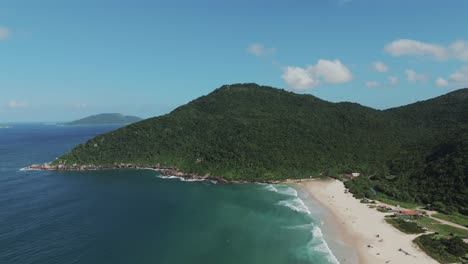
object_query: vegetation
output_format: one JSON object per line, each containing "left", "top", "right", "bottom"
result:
{"left": 415, "top": 234, "right": 468, "bottom": 263}
{"left": 414, "top": 217, "right": 468, "bottom": 238}
{"left": 433, "top": 213, "right": 468, "bottom": 228}
{"left": 54, "top": 83, "right": 468, "bottom": 212}
{"left": 375, "top": 196, "right": 420, "bottom": 209}
{"left": 64, "top": 113, "right": 142, "bottom": 125}
{"left": 385, "top": 218, "right": 425, "bottom": 234}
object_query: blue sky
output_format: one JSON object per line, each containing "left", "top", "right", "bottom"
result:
{"left": 1, "top": 0, "right": 468, "bottom": 122}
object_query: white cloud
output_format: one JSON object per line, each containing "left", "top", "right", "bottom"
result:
{"left": 8, "top": 100, "right": 28, "bottom": 108}
{"left": 448, "top": 66, "right": 468, "bottom": 85}
{"left": 435, "top": 78, "right": 449, "bottom": 87}
{"left": 74, "top": 103, "right": 87, "bottom": 108}
{"left": 310, "top": 59, "right": 353, "bottom": 83}
{"left": 449, "top": 41, "right": 468, "bottom": 62}
{"left": 385, "top": 39, "right": 468, "bottom": 61}
{"left": 433, "top": 66, "right": 468, "bottom": 88}
{"left": 281, "top": 59, "right": 353, "bottom": 91}
{"left": 365, "top": 81, "right": 380, "bottom": 88}
{"left": 247, "top": 43, "right": 276, "bottom": 57}
{"left": 388, "top": 76, "right": 399, "bottom": 85}
{"left": 405, "top": 69, "right": 428, "bottom": 82}
{"left": 385, "top": 39, "right": 448, "bottom": 60}
{"left": 0, "top": 26, "right": 10, "bottom": 40}
{"left": 282, "top": 66, "right": 319, "bottom": 91}
{"left": 373, "top": 61, "right": 389, "bottom": 73}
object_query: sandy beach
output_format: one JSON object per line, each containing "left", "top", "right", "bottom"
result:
{"left": 297, "top": 179, "right": 438, "bottom": 264}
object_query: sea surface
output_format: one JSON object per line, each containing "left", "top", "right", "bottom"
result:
{"left": 0, "top": 124, "right": 343, "bottom": 264}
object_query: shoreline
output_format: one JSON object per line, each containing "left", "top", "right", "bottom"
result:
{"left": 295, "top": 179, "right": 438, "bottom": 264}
{"left": 294, "top": 184, "right": 360, "bottom": 264}
{"left": 25, "top": 164, "right": 440, "bottom": 263}
{"left": 22, "top": 163, "right": 286, "bottom": 185}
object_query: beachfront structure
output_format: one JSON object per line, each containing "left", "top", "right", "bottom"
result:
{"left": 395, "top": 210, "right": 422, "bottom": 218}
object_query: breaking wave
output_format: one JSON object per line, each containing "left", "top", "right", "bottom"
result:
{"left": 277, "top": 198, "right": 311, "bottom": 215}
{"left": 271, "top": 184, "right": 340, "bottom": 264}
{"left": 308, "top": 226, "right": 340, "bottom": 264}
{"left": 263, "top": 184, "right": 298, "bottom": 197}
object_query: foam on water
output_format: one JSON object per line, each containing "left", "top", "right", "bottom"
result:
{"left": 282, "top": 223, "right": 314, "bottom": 230}
{"left": 275, "top": 185, "right": 298, "bottom": 197}
{"left": 273, "top": 184, "right": 341, "bottom": 264}
{"left": 262, "top": 184, "right": 278, "bottom": 192}
{"left": 157, "top": 175, "right": 211, "bottom": 183}
{"left": 263, "top": 184, "right": 298, "bottom": 197}
{"left": 309, "top": 226, "right": 340, "bottom": 264}
{"left": 277, "top": 197, "right": 311, "bottom": 215}
{"left": 157, "top": 177, "right": 339, "bottom": 263}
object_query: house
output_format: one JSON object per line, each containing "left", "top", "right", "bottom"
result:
{"left": 395, "top": 210, "right": 421, "bottom": 218}
{"left": 343, "top": 172, "right": 361, "bottom": 179}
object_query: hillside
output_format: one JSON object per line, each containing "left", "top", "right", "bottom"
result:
{"left": 346, "top": 88, "right": 468, "bottom": 213}
{"left": 54, "top": 83, "right": 468, "bottom": 212}
{"left": 64, "top": 113, "right": 142, "bottom": 125}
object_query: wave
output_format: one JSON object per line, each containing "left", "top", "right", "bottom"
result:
{"left": 282, "top": 223, "right": 314, "bottom": 230}
{"left": 272, "top": 185, "right": 340, "bottom": 263}
{"left": 277, "top": 197, "right": 311, "bottom": 215}
{"left": 309, "top": 226, "right": 340, "bottom": 264}
{"left": 263, "top": 184, "right": 298, "bottom": 197}
{"left": 262, "top": 184, "right": 278, "bottom": 192}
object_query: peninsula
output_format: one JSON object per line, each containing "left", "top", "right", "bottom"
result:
{"left": 27, "top": 83, "right": 468, "bottom": 263}
{"left": 47, "top": 83, "right": 466, "bottom": 212}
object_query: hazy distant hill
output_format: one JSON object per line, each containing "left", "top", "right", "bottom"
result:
{"left": 54, "top": 84, "right": 467, "bottom": 211}
{"left": 64, "top": 113, "right": 142, "bottom": 126}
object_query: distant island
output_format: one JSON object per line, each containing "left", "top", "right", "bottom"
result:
{"left": 0, "top": 125, "right": 11, "bottom": 129}
{"left": 64, "top": 113, "right": 142, "bottom": 126}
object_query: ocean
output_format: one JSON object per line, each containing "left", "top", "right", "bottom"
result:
{"left": 0, "top": 124, "right": 343, "bottom": 264}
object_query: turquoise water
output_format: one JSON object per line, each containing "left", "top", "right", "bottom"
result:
{"left": 0, "top": 124, "right": 340, "bottom": 264}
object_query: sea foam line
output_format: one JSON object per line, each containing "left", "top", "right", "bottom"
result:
{"left": 156, "top": 175, "right": 215, "bottom": 183}
{"left": 270, "top": 184, "right": 340, "bottom": 263}
{"left": 263, "top": 184, "right": 298, "bottom": 197}
{"left": 277, "top": 197, "right": 311, "bottom": 215}
{"left": 309, "top": 226, "right": 340, "bottom": 264}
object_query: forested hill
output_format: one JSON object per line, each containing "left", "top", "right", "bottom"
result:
{"left": 64, "top": 113, "right": 142, "bottom": 125}
{"left": 385, "top": 88, "right": 468, "bottom": 131}
{"left": 54, "top": 83, "right": 467, "bottom": 212}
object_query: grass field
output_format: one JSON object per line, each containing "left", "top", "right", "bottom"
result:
{"left": 432, "top": 213, "right": 468, "bottom": 227}
{"left": 414, "top": 217, "right": 468, "bottom": 238}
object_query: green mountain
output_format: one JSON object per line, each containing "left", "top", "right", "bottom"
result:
{"left": 54, "top": 83, "right": 468, "bottom": 211}
{"left": 64, "top": 113, "right": 142, "bottom": 126}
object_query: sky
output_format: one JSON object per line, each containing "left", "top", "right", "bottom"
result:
{"left": 1, "top": 0, "right": 468, "bottom": 122}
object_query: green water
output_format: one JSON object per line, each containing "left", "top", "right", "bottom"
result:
{"left": 0, "top": 124, "right": 343, "bottom": 264}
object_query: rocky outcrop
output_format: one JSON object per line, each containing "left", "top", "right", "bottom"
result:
{"left": 23, "top": 163, "right": 282, "bottom": 184}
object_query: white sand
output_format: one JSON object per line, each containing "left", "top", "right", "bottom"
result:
{"left": 297, "top": 179, "right": 438, "bottom": 264}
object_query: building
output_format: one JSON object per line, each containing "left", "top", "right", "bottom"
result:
{"left": 343, "top": 172, "right": 361, "bottom": 179}
{"left": 395, "top": 210, "right": 421, "bottom": 218}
